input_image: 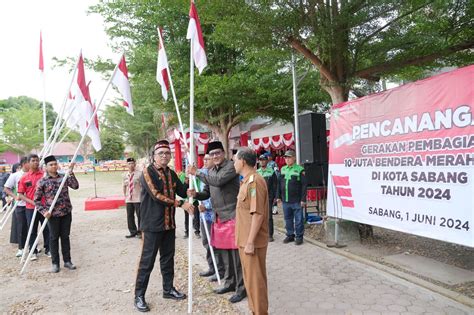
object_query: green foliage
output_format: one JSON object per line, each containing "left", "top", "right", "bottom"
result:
{"left": 0, "top": 96, "right": 58, "bottom": 154}
{"left": 88, "top": 0, "right": 330, "bottom": 151}
{"left": 205, "top": 0, "right": 474, "bottom": 103}
{"left": 94, "top": 129, "right": 125, "bottom": 161}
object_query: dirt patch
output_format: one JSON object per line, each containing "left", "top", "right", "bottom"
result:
{"left": 0, "top": 172, "right": 242, "bottom": 314}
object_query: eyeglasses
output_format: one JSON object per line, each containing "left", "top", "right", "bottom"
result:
{"left": 209, "top": 151, "right": 223, "bottom": 157}
{"left": 154, "top": 151, "right": 171, "bottom": 157}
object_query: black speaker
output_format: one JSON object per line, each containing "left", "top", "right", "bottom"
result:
{"left": 304, "top": 163, "right": 328, "bottom": 187}
{"left": 298, "top": 113, "right": 328, "bottom": 164}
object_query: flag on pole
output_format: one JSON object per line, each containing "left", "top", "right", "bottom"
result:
{"left": 70, "top": 53, "right": 102, "bottom": 151}
{"left": 39, "top": 31, "right": 44, "bottom": 72}
{"left": 186, "top": 1, "right": 207, "bottom": 74}
{"left": 156, "top": 28, "right": 170, "bottom": 100}
{"left": 111, "top": 54, "right": 134, "bottom": 115}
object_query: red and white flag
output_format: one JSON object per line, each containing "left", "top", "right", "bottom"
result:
{"left": 111, "top": 54, "right": 134, "bottom": 115}
{"left": 69, "top": 52, "right": 101, "bottom": 151}
{"left": 39, "top": 31, "right": 44, "bottom": 72}
{"left": 186, "top": 0, "right": 207, "bottom": 74}
{"left": 332, "top": 175, "right": 355, "bottom": 208}
{"left": 156, "top": 28, "right": 170, "bottom": 100}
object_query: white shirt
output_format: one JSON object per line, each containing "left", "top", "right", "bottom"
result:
{"left": 4, "top": 170, "right": 26, "bottom": 206}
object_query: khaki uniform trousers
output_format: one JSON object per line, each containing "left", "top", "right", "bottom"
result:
{"left": 239, "top": 246, "right": 268, "bottom": 315}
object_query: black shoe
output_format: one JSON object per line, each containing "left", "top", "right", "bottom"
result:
{"left": 199, "top": 270, "right": 214, "bottom": 277}
{"left": 214, "top": 286, "right": 235, "bottom": 294}
{"left": 134, "top": 296, "right": 150, "bottom": 312}
{"left": 229, "top": 292, "right": 246, "bottom": 303}
{"left": 283, "top": 236, "right": 295, "bottom": 243}
{"left": 163, "top": 287, "right": 186, "bottom": 300}
{"left": 51, "top": 264, "right": 60, "bottom": 273}
{"left": 194, "top": 232, "right": 201, "bottom": 239}
{"left": 269, "top": 236, "right": 274, "bottom": 242}
{"left": 126, "top": 233, "right": 137, "bottom": 238}
{"left": 64, "top": 262, "right": 76, "bottom": 270}
{"left": 136, "top": 233, "right": 142, "bottom": 239}
{"left": 209, "top": 274, "right": 219, "bottom": 282}
{"left": 295, "top": 238, "right": 303, "bottom": 245}
{"left": 183, "top": 232, "right": 189, "bottom": 239}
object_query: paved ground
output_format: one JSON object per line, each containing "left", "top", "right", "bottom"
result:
{"left": 237, "top": 230, "right": 473, "bottom": 315}
{"left": 1, "top": 172, "right": 472, "bottom": 314}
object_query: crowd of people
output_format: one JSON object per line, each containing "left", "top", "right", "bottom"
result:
{"left": 1, "top": 140, "right": 308, "bottom": 315}
{"left": 122, "top": 140, "right": 308, "bottom": 314}
{"left": 1, "top": 154, "right": 78, "bottom": 272}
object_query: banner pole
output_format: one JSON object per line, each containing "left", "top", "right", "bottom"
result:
{"left": 291, "top": 52, "right": 301, "bottom": 164}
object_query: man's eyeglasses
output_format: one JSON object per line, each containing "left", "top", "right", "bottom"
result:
{"left": 154, "top": 151, "right": 171, "bottom": 157}
{"left": 209, "top": 151, "right": 223, "bottom": 157}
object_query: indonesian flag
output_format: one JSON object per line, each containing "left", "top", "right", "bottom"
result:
{"left": 39, "top": 31, "right": 44, "bottom": 72}
{"left": 111, "top": 54, "right": 134, "bottom": 115}
{"left": 186, "top": 1, "right": 207, "bottom": 74}
{"left": 69, "top": 53, "right": 102, "bottom": 151}
{"left": 156, "top": 28, "right": 170, "bottom": 101}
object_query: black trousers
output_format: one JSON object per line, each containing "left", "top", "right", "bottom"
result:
{"left": 135, "top": 229, "right": 176, "bottom": 297}
{"left": 25, "top": 209, "right": 50, "bottom": 253}
{"left": 15, "top": 206, "right": 28, "bottom": 249}
{"left": 126, "top": 202, "right": 141, "bottom": 235}
{"left": 184, "top": 207, "right": 200, "bottom": 234}
{"left": 268, "top": 202, "right": 274, "bottom": 238}
{"left": 200, "top": 218, "right": 225, "bottom": 276}
{"left": 48, "top": 213, "right": 72, "bottom": 265}
{"left": 220, "top": 248, "right": 246, "bottom": 296}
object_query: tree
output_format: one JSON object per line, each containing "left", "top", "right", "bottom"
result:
{"left": 206, "top": 0, "right": 474, "bottom": 104}
{"left": 0, "top": 96, "right": 81, "bottom": 154}
{"left": 94, "top": 129, "right": 125, "bottom": 161}
{"left": 89, "top": 0, "right": 330, "bottom": 153}
{"left": 1, "top": 104, "right": 44, "bottom": 155}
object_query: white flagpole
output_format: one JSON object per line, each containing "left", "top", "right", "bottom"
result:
{"left": 41, "top": 52, "right": 81, "bottom": 159}
{"left": 41, "top": 72, "right": 48, "bottom": 146}
{"left": 21, "top": 57, "right": 120, "bottom": 274}
{"left": 188, "top": 36, "right": 195, "bottom": 315}
{"left": 291, "top": 52, "right": 301, "bottom": 164}
{"left": 0, "top": 202, "right": 18, "bottom": 231}
{"left": 160, "top": 28, "right": 220, "bottom": 286}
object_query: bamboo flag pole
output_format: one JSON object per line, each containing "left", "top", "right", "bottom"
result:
{"left": 187, "top": 36, "right": 195, "bottom": 315}
{"left": 20, "top": 53, "right": 82, "bottom": 265}
{"left": 39, "top": 31, "right": 47, "bottom": 146}
{"left": 41, "top": 52, "right": 81, "bottom": 158}
{"left": 161, "top": 27, "right": 221, "bottom": 286}
{"left": 20, "top": 57, "right": 121, "bottom": 274}
{"left": 0, "top": 202, "right": 18, "bottom": 231}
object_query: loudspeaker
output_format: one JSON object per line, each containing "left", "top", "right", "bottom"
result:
{"left": 298, "top": 113, "right": 328, "bottom": 164}
{"left": 304, "top": 163, "right": 328, "bottom": 187}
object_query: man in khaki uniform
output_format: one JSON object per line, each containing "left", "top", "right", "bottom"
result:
{"left": 234, "top": 147, "right": 269, "bottom": 315}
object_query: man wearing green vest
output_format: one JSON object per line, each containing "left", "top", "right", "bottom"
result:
{"left": 257, "top": 154, "right": 277, "bottom": 242}
{"left": 277, "top": 150, "right": 307, "bottom": 245}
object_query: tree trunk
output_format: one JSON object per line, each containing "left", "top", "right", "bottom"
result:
{"left": 322, "top": 83, "right": 348, "bottom": 105}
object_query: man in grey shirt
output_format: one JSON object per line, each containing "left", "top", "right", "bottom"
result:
{"left": 187, "top": 141, "right": 246, "bottom": 304}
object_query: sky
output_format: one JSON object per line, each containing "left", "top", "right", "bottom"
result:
{"left": 0, "top": 0, "right": 118, "bottom": 113}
